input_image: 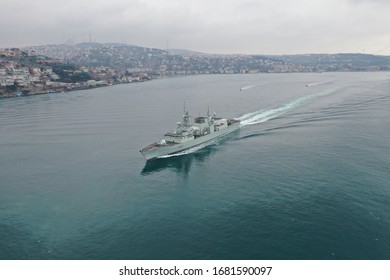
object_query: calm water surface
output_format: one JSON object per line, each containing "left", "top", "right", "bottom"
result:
{"left": 1, "top": 72, "right": 390, "bottom": 259}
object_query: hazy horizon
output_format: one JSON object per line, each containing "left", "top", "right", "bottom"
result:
{"left": 2, "top": 0, "right": 390, "bottom": 55}
{"left": 8, "top": 41, "right": 390, "bottom": 57}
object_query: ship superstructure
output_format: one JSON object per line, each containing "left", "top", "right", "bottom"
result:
{"left": 140, "top": 109, "right": 240, "bottom": 160}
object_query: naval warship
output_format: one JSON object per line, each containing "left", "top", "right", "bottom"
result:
{"left": 140, "top": 109, "right": 240, "bottom": 160}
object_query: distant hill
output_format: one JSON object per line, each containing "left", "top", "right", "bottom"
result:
{"left": 24, "top": 43, "right": 169, "bottom": 70}
{"left": 271, "top": 53, "right": 390, "bottom": 71}
{"left": 23, "top": 43, "right": 298, "bottom": 74}
{"left": 21, "top": 43, "right": 390, "bottom": 73}
{"left": 166, "top": 49, "right": 206, "bottom": 56}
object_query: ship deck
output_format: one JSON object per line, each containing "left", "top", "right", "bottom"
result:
{"left": 141, "top": 141, "right": 176, "bottom": 151}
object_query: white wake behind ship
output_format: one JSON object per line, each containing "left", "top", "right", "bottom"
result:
{"left": 140, "top": 109, "right": 240, "bottom": 160}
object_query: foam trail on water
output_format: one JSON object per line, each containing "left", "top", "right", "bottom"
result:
{"left": 239, "top": 87, "right": 339, "bottom": 127}
{"left": 240, "top": 84, "right": 258, "bottom": 91}
{"left": 306, "top": 80, "right": 333, "bottom": 87}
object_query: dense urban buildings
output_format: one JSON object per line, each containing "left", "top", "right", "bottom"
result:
{"left": 2, "top": 43, "right": 390, "bottom": 97}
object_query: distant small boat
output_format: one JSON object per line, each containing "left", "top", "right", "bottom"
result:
{"left": 240, "top": 84, "right": 257, "bottom": 91}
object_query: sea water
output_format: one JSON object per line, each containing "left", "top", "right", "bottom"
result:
{"left": 1, "top": 72, "right": 389, "bottom": 259}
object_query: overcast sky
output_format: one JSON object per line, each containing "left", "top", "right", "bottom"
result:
{"left": 2, "top": 0, "right": 390, "bottom": 55}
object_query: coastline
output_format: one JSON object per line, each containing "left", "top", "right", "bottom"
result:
{"left": 0, "top": 75, "right": 152, "bottom": 99}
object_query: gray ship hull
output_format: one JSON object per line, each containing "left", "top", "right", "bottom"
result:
{"left": 140, "top": 121, "right": 240, "bottom": 160}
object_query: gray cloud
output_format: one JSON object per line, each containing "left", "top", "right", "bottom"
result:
{"left": 1, "top": 0, "right": 390, "bottom": 54}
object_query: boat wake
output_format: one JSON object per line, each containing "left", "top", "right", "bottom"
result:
{"left": 305, "top": 80, "right": 333, "bottom": 87}
{"left": 238, "top": 87, "right": 340, "bottom": 127}
{"left": 240, "top": 84, "right": 258, "bottom": 91}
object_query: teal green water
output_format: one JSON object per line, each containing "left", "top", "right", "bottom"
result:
{"left": 1, "top": 72, "right": 390, "bottom": 259}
